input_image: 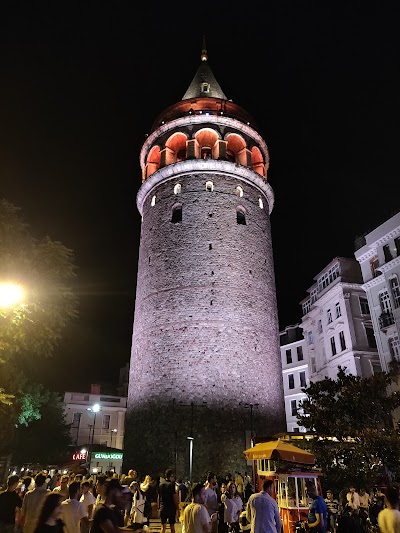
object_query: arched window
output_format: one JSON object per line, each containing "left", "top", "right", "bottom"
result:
{"left": 205, "top": 181, "right": 214, "bottom": 192}
{"left": 236, "top": 186, "right": 243, "bottom": 198}
{"left": 236, "top": 206, "right": 246, "bottom": 225}
{"left": 171, "top": 203, "right": 182, "bottom": 224}
{"left": 151, "top": 195, "right": 156, "bottom": 207}
{"left": 174, "top": 183, "right": 182, "bottom": 195}
{"left": 258, "top": 197, "right": 264, "bottom": 209}
{"left": 201, "top": 147, "right": 212, "bottom": 159}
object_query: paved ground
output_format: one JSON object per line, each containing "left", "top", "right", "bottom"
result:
{"left": 148, "top": 517, "right": 183, "bottom": 533}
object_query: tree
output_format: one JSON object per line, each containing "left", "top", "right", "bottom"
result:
{"left": 297, "top": 365, "right": 400, "bottom": 493}
{"left": 0, "top": 199, "right": 78, "bottom": 460}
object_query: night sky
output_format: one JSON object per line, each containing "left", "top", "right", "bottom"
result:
{"left": 1, "top": 3, "right": 399, "bottom": 393}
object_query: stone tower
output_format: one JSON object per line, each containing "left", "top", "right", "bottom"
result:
{"left": 125, "top": 44, "right": 285, "bottom": 480}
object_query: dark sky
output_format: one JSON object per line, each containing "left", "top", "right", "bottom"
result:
{"left": 1, "top": 3, "right": 399, "bottom": 393}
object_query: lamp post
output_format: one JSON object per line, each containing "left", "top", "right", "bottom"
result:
{"left": 178, "top": 401, "right": 207, "bottom": 484}
{"left": 87, "top": 403, "right": 100, "bottom": 472}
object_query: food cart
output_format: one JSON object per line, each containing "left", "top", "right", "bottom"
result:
{"left": 244, "top": 440, "right": 322, "bottom": 533}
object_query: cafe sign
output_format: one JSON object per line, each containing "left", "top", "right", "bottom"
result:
{"left": 93, "top": 452, "right": 123, "bottom": 460}
{"left": 72, "top": 452, "right": 87, "bottom": 461}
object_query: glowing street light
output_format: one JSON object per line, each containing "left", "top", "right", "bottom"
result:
{"left": 0, "top": 283, "right": 25, "bottom": 308}
{"left": 87, "top": 404, "right": 101, "bottom": 469}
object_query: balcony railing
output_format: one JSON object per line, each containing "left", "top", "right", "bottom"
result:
{"left": 379, "top": 311, "right": 395, "bottom": 330}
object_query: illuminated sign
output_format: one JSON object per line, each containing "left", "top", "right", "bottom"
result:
{"left": 72, "top": 452, "right": 87, "bottom": 461}
{"left": 93, "top": 452, "right": 123, "bottom": 460}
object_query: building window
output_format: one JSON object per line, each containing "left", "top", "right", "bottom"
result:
{"left": 300, "top": 371, "right": 306, "bottom": 388}
{"left": 288, "top": 374, "right": 294, "bottom": 389}
{"left": 293, "top": 427, "right": 300, "bottom": 433}
{"left": 379, "top": 290, "right": 392, "bottom": 313}
{"left": 318, "top": 320, "right": 323, "bottom": 334}
{"left": 258, "top": 197, "right": 264, "bottom": 209}
{"left": 297, "top": 346, "right": 303, "bottom": 361}
{"left": 291, "top": 400, "right": 297, "bottom": 416}
{"left": 302, "top": 300, "right": 311, "bottom": 315}
{"left": 330, "top": 336, "right": 337, "bottom": 356}
{"left": 339, "top": 331, "right": 346, "bottom": 351}
{"left": 307, "top": 331, "right": 314, "bottom": 345}
{"left": 359, "top": 297, "right": 370, "bottom": 315}
{"left": 366, "top": 326, "right": 377, "bottom": 349}
{"left": 310, "top": 356, "right": 317, "bottom": 373}
{"left": 389, "top": 334, "right": 400, "bottom": 360}
{"left": 395, "top": 236, "right": 400, "bottom": 256}
{"left": 174, "top": 183, "right": 181, "bottom": 194}
{"left": 102, "top": 414, "right": 111, "bottom": 430}
{"left": 236, "top": 186, "right": 243, "bottom": 197}
{"left": 236, "top": 207, "right": 246, "bottom": 225}
{"left": 201, "top": 147, "right": 212, "bottom": 159}
{"left": 171, "top": 204, "right": 182, "bottom": 224}
{"left": 72, "top": 413, "right": 81, "bottom": 428}
{"left": 383, "top": 244, "right": 392, "bottom": 262}
{"left": 205, "top": 181, "right": 214, "bottom": 192}
{"left": 202, "top": 82, "right": 210, "bottom": 93}
{"left": 335, "top": 302, "right": 342, "bottom": 319}
{"left": 151, "top": 195, "right": 156, "bottom": 207}
{"left": 389, "top": 276, "right": 400, "bottom": 308}
{"left": 286, "top": 349, "right": 292, "bottom": 364}
{"left": 327, "top": 309, "right": 333, "bottom": 324}
{"left": 370, "top": 256, "right": 379, "bottom": 278}
{"left": 317, "top": 263, "right": 339, "bottom": 292}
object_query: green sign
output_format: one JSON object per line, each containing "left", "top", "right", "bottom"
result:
{"left": 93, "top": 452, "right": 123, "bottom": 460}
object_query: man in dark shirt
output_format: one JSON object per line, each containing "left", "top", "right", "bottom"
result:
{"left": 91, "top": 478, "right": 126, "bottom": 533}
{"left": 0, "top": 474, "right": 22, "bottom": 533}
{"left": 158, "top": 469, "right": 178, "bottom": 533}
{"left": 306, "top": 481, "right": 328, "bottom": 533}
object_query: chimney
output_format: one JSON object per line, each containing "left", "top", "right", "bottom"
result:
{"left": 91, "top": 384, "right": 101, "bottom": 395}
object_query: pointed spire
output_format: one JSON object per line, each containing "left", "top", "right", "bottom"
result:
{"left": 201, "top": 35, "right": 208, "bottom": 62}
{"left": 182, "top": 39, "right": 227, "bottom": 101}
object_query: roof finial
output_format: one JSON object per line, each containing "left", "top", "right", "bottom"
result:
{"left": 201, "top": 35, "right": 208, "bottom": 62}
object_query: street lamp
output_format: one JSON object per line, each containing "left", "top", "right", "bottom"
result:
{"left": 187, "top": 436, "right": 194, "bottom": 484}
{"left": 0, "top": 282, "right": 25, "bottom": 307}
{"left": 244, "top": 403, "right": 259, "bottom": 489}
{"left": 87, "top": 403, "right": 100, "bottom": 471}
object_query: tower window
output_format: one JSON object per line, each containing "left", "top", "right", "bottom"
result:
{"left": 174, "top": 183, "right": 182, "bottom": 194}
{"left": 236, "top": 186, "right": 243, "bottom": 197}
{"left": 171, "top": 204, "right": 182, "bottom": 224}
{"left": 151, "top": 195, "right": 156, "bottom": 207}
{"left": 201, "top": 147, "right": 212, "bottom": 159}
{"left": 236, "top": 206, "right": 246, "bottom": 225}
{"left": 205, "top": 181, "right": 214, "bottom": 192}
{"left": 258, "top": 197, "right": 264, "bottom": 209}
{"left": 202, "top": 83, "right": 210, "bottom": 93}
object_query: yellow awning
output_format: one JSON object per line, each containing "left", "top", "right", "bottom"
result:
{"left": 244, "top": 439, "right": 316, "bottom": 464}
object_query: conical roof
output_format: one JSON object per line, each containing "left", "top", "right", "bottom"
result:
{"left": 182, "top": 40, "right": 227, "bottom": 101}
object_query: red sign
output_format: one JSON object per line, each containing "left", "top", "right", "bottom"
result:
{"left": 73, "top": 452, "right": 87, "bottom": 461}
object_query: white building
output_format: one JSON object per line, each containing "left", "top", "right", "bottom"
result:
{"left": 63, "top": 385, "right": 127, "bottom": 450}
{"left": 279, "top": 325, "right": 309, "bottom": 433}
{"left": 280, "top": 257, "right": 381, "bottom": 432}
{"left": 354, "top": 211, "right": 400, "bottom": 372}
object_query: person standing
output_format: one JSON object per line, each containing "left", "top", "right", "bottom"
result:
{"left": 33, "top": 492, "right": 64, "bottom": 533}
{"left": 60, "top": 481, "right": 89, "bottom": 533}
{"left": 91, "top": 479, "right": 125, "bottom": 533}
{"left": 0, "top": 474, "right": 22, "bottom": 533}
{"left": 305, "top": 481, "right": 328, "bottom": 533}
{"left": 204, "top": 473, "right": 219, "bottom": 533}
{"left": 79, "top": 481, "right": 96, "bottom": 522}
{"left": 324, "top": 490, "right": 338, "bottom": 533}
{"left": 246, "top": 479, "right": 282, "bottom": 533}
{"left": 223, "top": 482, "right": 243, "bottom": 533}
{"left": 20, "top": 472, "right": 50, "bottom": 533}
{"left": 158, "top": 469, "right": 178, "bottom": 533}
{"left": 345, "top": 486, "right": 360, "bottom": 511}
{"left": 378, "top": 485, "right": 400, "bottom": 533}
{"left": 184, "top": 483, "right": 218, "bottom": 533}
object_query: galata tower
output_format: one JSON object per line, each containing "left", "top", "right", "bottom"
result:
{"left": 125, "top": 44, "right": 285, "bottom": 480}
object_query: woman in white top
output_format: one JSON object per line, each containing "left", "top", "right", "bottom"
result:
{"left": 129, "top": 481, "right": 147, "bottom": 529}
{"left": 223, "top": 482, "right": 243, "bottom": 533}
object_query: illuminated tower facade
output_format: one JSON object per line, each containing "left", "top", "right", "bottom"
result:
{"left": 125, "top": 45, "right": 285, "bottom": 478}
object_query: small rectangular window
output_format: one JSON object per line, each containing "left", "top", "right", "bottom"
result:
{"left": 171, "top": 205, "right": 182, "bottom": 223}
{"left": 339, "top": 331, "right": 346, "bottom": 351}
{"left": 366, "top": 327, "right": 377, "bottom": 348}
{"left": 72, "top": 413, "right": 81, "bottom": 428}
{"left": 297, "top": 346, "right": 303, "bottom": 361}
{"left": 102, "top": 414, "right": 111, "bottom": 430}
{"left": 288, "top": 374, "right": 294, "bottom": 389}
{"left": 330, "top": 336, "right": 337, "bottom": 356}
{"left": 327, "top": 309, "right": 333, "bottom": 324}
{"left": 359, "top": 297, "right": 370, "bottom": 315}
{"left": 300, "top": 371, "right": 306, "bottom": 388}
{"left": 291, "top": 400, "right": 297, "bottom": 416}
{"left": 286, "top": 349, "right": 292, "bottom": 364}
{"left": 395, "top": 237, "right": 400, "bottom": 256}
{"left": 335, "top": 302, "right": 342, "bottom": 319}
{"left": 383, "top": 244, "right": 392, "bottom": 262}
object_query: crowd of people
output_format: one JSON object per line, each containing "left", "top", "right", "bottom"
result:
{"left": 2, "top": 467, "right": 400, "bottom": 533}
{"left": 0, "top": 467, "right": 254, "bottom": 533}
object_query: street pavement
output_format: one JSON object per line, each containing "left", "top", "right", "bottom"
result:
{"left": 148, "top": 517, "right": 182, "bottom": 533}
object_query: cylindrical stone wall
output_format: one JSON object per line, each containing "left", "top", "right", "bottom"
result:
{"left": 125, "top": 165, "right": 285, "bottom": 479}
